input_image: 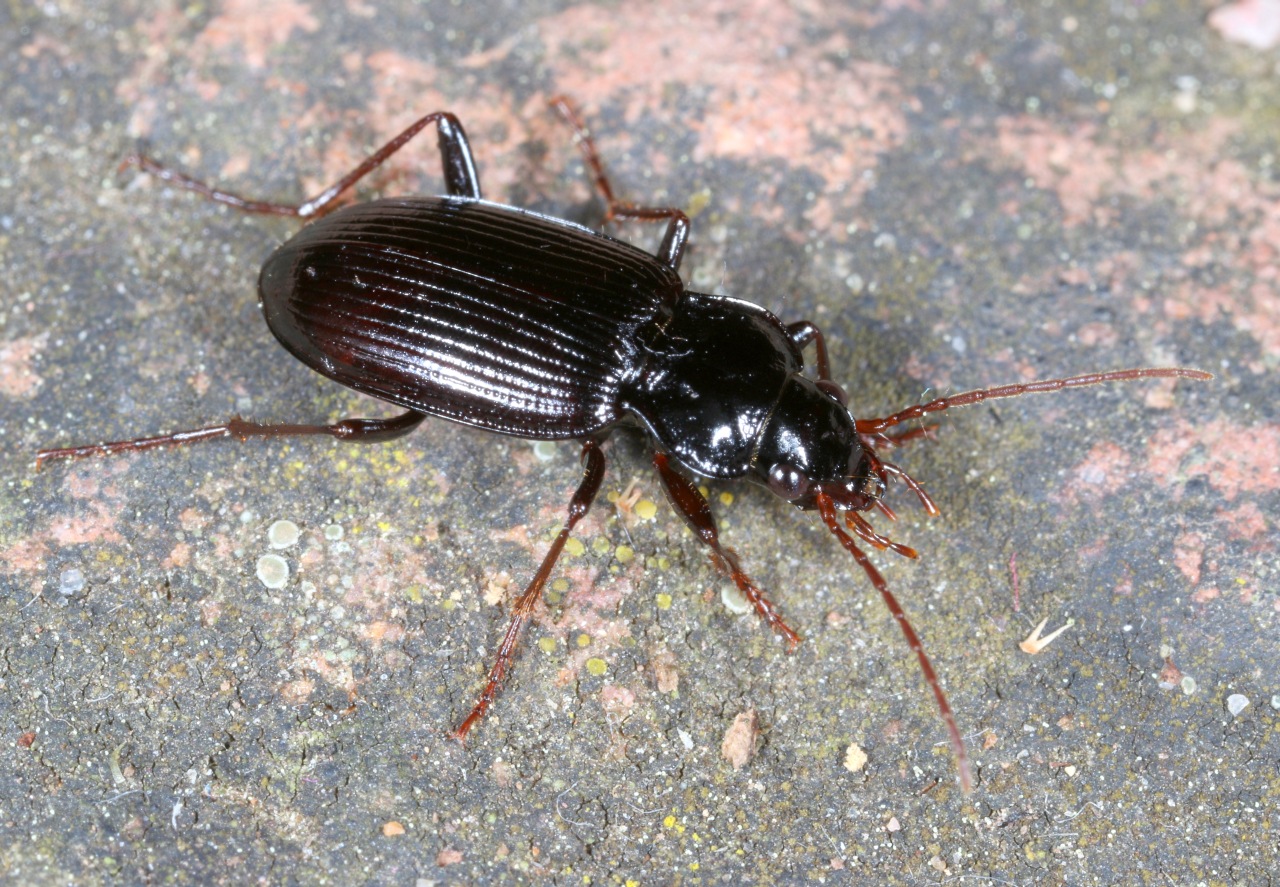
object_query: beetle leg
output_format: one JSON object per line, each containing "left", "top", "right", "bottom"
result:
{"left": 815, "top": 491, "right": 973, "bottom": 793}
{"left": 550, "top": 96, "right": 691, "bottom": 271}
{"left": 858, "top": 425, "right": 938, "bottom": 451}
{"left": 845, "top": 511, "right": 918, "bottom": 559}
{"left": 452, "top": 440, "right": 607, "bottom": 742}
{"left": 35, "top": 409, "right": 427, "bottom": 467}
{"left": 785, "top": 320, "right": 855, "bottom": 405}
{"left": 652, "top": 453, "right": 801, "bottom": 650}
{"left": 785, "top": 321, "right": 832, "bottom": 382}
{"left": 877, "top": 460, "right": 940, "bottom": 517}
{"left": 121, "top": 110, "right": 481, "bottom": 218}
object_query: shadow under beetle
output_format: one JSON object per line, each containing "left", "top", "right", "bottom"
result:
{"left": 38, "top": 98, "right": 1209, "bottom": 791}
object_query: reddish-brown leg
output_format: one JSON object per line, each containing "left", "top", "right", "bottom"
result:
{"left": 815, "top": 491, "right": 973, "bottom": 792}
{"left": 845, "top": 511, "right": 918, "bottom": 559}
{"left": 785, "top": 320, "right": 857, "bottom": 407}
{"left": 122, "top": 109, "right": 482, "bottom": 216}
{"left": 451, "top": 440, "right": 607, "bottom": 741}
{"left": 859, "top": 425, "right": 937, "bottom": 450}
{"left": 652, "top": 453, "right": 801, "bottom": 650}
{"left": 36, "top": 410, "right": 427, "bottom": 468}
{"left": 549, "top": 96, "right": 690, "bottom": 270}
{"left": 856, "top": 367, "right": 1210, "bottom": 435}
{"left": 876, "top": 460, "right": 940, "bottom": 517}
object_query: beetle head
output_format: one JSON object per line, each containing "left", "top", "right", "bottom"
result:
{"left": 751, "top": 375, "right": 885, "bottom": 511}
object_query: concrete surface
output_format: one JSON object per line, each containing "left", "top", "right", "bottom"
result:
{"left": 1, "top": 0, "right": 1276, "bottom": 884}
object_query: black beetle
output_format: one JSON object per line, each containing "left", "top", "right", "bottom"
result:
{"left": 39, "top": 98, "right": 1209, "bottom": 790}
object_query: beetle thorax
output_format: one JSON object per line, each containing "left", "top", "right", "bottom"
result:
{"left": 623, "top": 292, "right": 798, "bottom": 478}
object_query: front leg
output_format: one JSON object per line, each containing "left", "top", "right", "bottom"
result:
{"left": 652, "top": 453, "right": 800, "bottom": 650}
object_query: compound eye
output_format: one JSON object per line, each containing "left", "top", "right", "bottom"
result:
{"left": 767, "top": 462, "right": 811, "bottom": 500}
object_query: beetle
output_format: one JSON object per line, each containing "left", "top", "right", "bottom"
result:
{"left": 38, "top": 98, "right": 1209, "bottom": 790}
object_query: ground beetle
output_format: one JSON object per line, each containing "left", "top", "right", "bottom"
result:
{"left": 39, "top": 98, "right": 1209, "bottom": 790}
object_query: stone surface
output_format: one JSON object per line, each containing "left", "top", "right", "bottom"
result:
{"left": 2, "top": 1, "right": 1276, "bottom": 883}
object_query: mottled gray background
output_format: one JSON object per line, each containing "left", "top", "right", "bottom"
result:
{"left": 2, "top": 0, "right": 1276, "bottom": 884}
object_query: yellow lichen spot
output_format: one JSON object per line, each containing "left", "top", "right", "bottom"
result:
{"left": 655, "top": 593, "right": 673, "bottom": 610}
{"left": 565, "top": 537, "right": 585, "bottom": 557}
{"left": 441, "top": 599, "right": 456, "bottom": 612}
{"left": 626, "top": 880, "right": 640, "bottom": 887}
{"left": 576, "top": 633, "right": 592, "bottom": 648}
{"left": 552, "top": 578, "right": 569, "bottom": 593}
{"left": 586, "top": 657, "right": 607, "bottom": 676}
{"left": 686, "top": 188, "right": 712, "bottom": 218}
{"left": 698, "top": 485, "right": 710, "bottom": 499}
{"left": 634, "top": 499, "right": 658, "bottom": 521}
{"left": 537, "top": 637, "right": 557, "bottom": 654}
{"left": 592, "top": 536, "right": 612, "bottom": 555}
{"left": 377, "top": 520, "right": 392, "bottom": 533}
{"left": 689, "top": 862, "right": 700, "bottom": 871}
{"left": 403, "top": 586, "right": 424, "bottom": 604}
{"left": 615, "top": 545, "right": 635, "bottom": 564}
{"left": 606, "top": 491, "right": 621, "bottom": 504}
{"left": 718, "top": 491, "right": 734, "bottom": 506}
{"left": 663, "top": 815, "right": 677, "bottom": 829}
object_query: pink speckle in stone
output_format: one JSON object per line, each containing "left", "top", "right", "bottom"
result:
{"left": 299, "top": 650, "right": 356, "bottom": 694}
{"left": 163, "top": 542, "right": 192, "bottom": 569}
{"left": 1061, "top": 441, "right": 1133, "bottom": 504}
{"left": 196, "top": 0, "right": 319, "bottom": 70}
{"left": 0, "top": 538, "right": 51, "bottom": 575}
{"left": 1172, "top": 532, "right": 1204, "bottom": 584}
{"left": 1216, "top": 501, "right": 1269, "bottom": 542}
{"left": 1191, "top": 586, "right": 1220, "bottom": 604}
{"left": 601, "top": 683, "right": 637, "bottom": 720}
{"left": 1208, "top": 0, "right": 1280, "bottom": 50}
{"left": 1075, "top": 322, "right": 1119, "bottom": 349}
{"left": 530, "top": 0, "right": 909, "bottom": 223}
{"left": 178, "top": 508, "right": 210, "bottom": 532}
{"left": 1146, "top": 419, "right": 1280, "bottom": 502}
{"left": 0, "top": 334, "right": 47, "bottom": 398}
{"left": 48, "top": 503, "right": 124, "bottom": 546}
{"left": 360, "top": 620, "right": 405, "bottom": 647}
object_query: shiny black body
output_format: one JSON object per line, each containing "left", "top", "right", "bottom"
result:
{"left": 260, "top": 195, "right": 834, "bottom": 486}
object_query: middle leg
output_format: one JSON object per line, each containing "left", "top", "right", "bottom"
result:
{"left": 653, "top": 453, "right": 801, "bottom": 650}
{"left": 550, "top": 96, "right": 691, "bottom": 271}
{"left": 451, "top": 440, "right": 607, "bottom": 741}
